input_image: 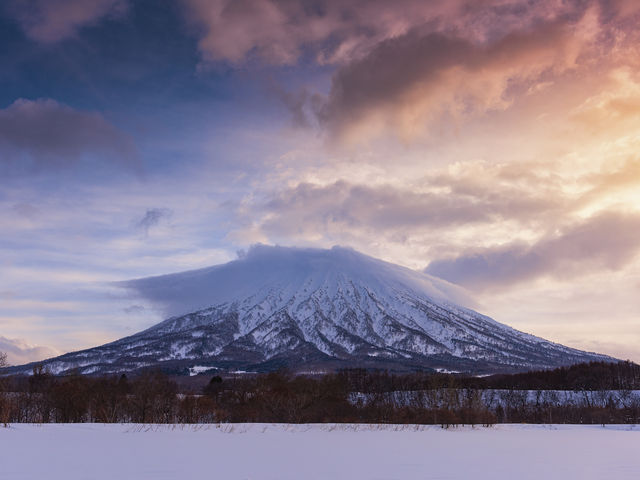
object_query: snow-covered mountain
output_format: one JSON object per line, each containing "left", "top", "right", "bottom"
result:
{"left": 5, "top": 245, "right": 611, "bottom": 375}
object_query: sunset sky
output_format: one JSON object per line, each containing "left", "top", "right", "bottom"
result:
{"left": 1, "top": 0, "right": 639, "bottom": 365}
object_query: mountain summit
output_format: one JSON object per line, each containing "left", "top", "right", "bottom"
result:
{"left": 7, "top": 245, "right": 610, "bottom": 375}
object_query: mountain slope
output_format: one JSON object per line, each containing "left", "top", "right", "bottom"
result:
{"left": 5, "top": 246, "right": 612, "bottom": 375}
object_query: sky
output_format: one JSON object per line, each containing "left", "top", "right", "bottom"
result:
{"left": 1, "top": 0, "right": 639, "bottom": 365}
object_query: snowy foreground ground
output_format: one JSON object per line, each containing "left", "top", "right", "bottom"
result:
{"left": 1, "top": 423, "right": 638, "bottom": 479}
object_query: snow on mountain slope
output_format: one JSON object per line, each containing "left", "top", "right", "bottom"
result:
{"left": 4, "top": 245, "right": 612, "bottom": 375}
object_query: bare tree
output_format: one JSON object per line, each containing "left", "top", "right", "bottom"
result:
{"left": 0, "top": 351, "right": 8, "bottom": 426}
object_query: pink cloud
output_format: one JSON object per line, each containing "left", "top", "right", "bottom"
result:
{"left": 0, "top": 336, "right": 59, "bottom": 365}
{"left": 181, "top": 0, "right": 600, "bottom": 66}
{"left": 317, "top": 19, "right": 587, "bottom": 143}
{"left": 5, "top": 0, "right": 128, "bottom": 43}
{"left": 181, "top": 1, "right": 640, "bottom": 144}
{"left": 425, "top": 211, "right": 640, "bottom": 290}
{"left": 182, "top": 0, "right": 463, "bottom": 65}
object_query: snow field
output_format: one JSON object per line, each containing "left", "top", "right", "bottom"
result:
{"left": 1, "top": 423, "right": 638, "bottom": 479}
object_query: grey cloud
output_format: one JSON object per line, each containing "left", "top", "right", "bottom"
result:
{"left": 182, "top": 0, "right": 605, "bottom": 142}
{"left": 0, "top": 336, "right": 59, "bottom": 365}
{"left": 317, "top": 20, "right": 578, "bottom": 141}
{"left": 425, "top": 211, "right": 640, "bottom": 290}
{"left": 123, "top": 304, "right": 145, "bottom": 314}
{"left": 0, "top": 98, "right": 138, "bottom": 175}
{"left": 282, "top": 90, "right": 311, "bottom": 129}
{"left": 181, "top": 0, "right": 454, "bottom": 66}
{"left": 182, "top": 0, "right": 600, "bottom": 66}
{"left": 4, "top": 0, "right": 128, "bottom": 44}
{"left": 11, "top": 203, "right": 40, "bottom": 219}
{"left": 258, "top": 179, "right": 557, "bottom": 237}
{"left": 136, "top": 208, "right": 172, "bottom": 234}
{"left": 268, "top": 82, "right": 311, "bottom": 128}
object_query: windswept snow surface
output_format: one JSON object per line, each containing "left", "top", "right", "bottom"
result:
{"left": 1, "top": 423, "right": 638, "bottom": 479}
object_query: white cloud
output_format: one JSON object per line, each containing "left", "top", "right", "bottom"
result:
{"left": 0, "top": 336, "right": 59, "bottom": 365}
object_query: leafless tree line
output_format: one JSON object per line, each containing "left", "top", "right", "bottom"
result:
{"left": 1, "top": 359, "right": 638, "bottom": 426}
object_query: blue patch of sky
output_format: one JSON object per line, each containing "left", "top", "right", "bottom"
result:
{"left": 0, "top": 1, "right": 285, "bottom": 177}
